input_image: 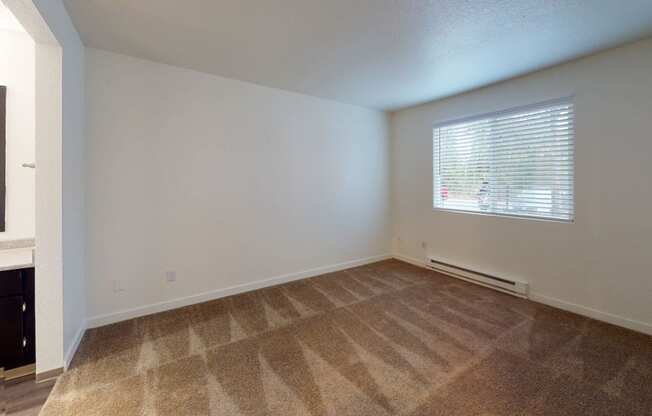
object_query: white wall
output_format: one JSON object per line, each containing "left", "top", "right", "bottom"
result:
{"left": 32, "top": 0, "right": 87, "bottom": 368}
{"left": 33, "top": 39, "right": 64, "bottom": 373}
{"left": 0, "top": 29, "right": 35, "bottom": 242}
{"left": 6, "top": 0, "right": 86, "bottom": 373}
{"left": 86, "top": 48, "right": 390, "bottom": 324}
{"left": 5, "top": 0, "right": 65, "bottom": 373}
{"left": 391, "top": 38, "right": 652, "bottom": 334}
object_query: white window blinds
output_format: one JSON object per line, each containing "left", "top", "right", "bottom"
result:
{"left": 433, "top": 99, "right": 574, "bottom": 222}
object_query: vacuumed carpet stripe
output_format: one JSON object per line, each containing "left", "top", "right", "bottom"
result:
{"left": 40, "top": 260, "right": 652, "bottom": 415}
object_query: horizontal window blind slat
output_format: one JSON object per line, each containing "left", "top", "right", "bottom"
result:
{"left": 439, "top": 179, "right": 573, "bottom": 184}
{"left": 439, "top": 185, "right": 573, "bottom": 192}
{"left": 439, "top": 134, "right": 574, "bottom": 152}
{"left": 440, "top": 183, "right": 574, "bottom": 191}
{"left": 438, "top": 159, "right": 574, "bottom": 169}
{"left": 439, "top": 168, "right": 574, "bottom": 176}
{"left": 438, "top": 167, "right": 575, "bottom": 172}
{"left": 441, "top": 131, "right": 573, "bottom": 147}
{"left": 439, "top": 137, "right": 573, "bottom": 154}
{"left": 437, "top": 193, "right": 574, "bottom": 203}
{"left": 433, "top": 99, "right": 575, "bottom": 221}
{"left": 437, "top": 202, "right": 574, "bottom": 211}
{"left": 439, "top": 110, "right": 573, "bottom": 135}
{"left": 440, "top": 119, "right": 573, "bottom": 140}
{"left": 440, "top": 133, "right": 573, "bottom": 150}
{"left": 437, "top": 155, "right": 574, "bottom": 165}
{"left": 434, "top": 208, "right": 573, "bottom": 219}
{"left": 435, "top": 202, "right": 574, "bottom": 214}
{"left": 439, "top": 104, "right": 572, "bottom": 127}
{"left": 436, "top": 199, "right": 574, "bottom": 208}
{"left": 440, "top": 190, "right": 574, "bottom": 199}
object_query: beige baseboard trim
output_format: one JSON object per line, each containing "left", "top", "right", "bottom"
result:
{"left": 64, "top": 322, "right": 87, "bottom": 369}
{"left": 87, "top": 253, "right": 392, "bottom": 328}
{"left": 392, "top": 253, "right": 426, "bottom": 268}
{"left": 392, "top": 251, "right": 652, "bottom": 336}
{"left": 530, "top": 292, "right": 652, "bottom": 336}
{"left": 36, "top": 367, "right": 63, "bottom": 383}
{"left": 4, "top": 363, "right": 35, "bottom": 381}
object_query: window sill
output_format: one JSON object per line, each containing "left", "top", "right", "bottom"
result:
{"left": 431, "top": 207, "right": 574, "bottom": 224}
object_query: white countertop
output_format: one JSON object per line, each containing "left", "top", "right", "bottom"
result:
{"left": 0, "top": 261, "right": 33, "bottom": 272}
{"left": 0, "top": 241, "right": 34, "bottom": 271}
{"left": 0, "top": 238, "right": 35, "bottom": 250}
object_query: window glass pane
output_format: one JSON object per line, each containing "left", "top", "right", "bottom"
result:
{"left": 433, "top": 100, "right": 574, "bottom": 222}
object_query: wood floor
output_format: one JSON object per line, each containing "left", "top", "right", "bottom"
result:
{"left": 2, "top": 375, "right": 55, "bottom": 415}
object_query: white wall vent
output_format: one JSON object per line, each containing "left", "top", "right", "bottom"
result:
{"left": 426, "top": 257, "right": 529, "bottom": 298}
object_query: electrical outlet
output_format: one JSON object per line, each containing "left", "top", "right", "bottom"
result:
{"left": 421, "top": 241, "right": 428, "bottom": 249}
{"left": 166, "top": 271, "right": 177, "bottom": 282}
{"left": 112, "top": 279, "right": 125, "bottom": 293}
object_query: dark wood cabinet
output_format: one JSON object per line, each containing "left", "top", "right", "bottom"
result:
{"left": 0, "top": 267, "right": 35, "bottom": 371}
{"left": 0, "top": 270, "right": 23, "bottom": 296}
{"left": 0, "top": 296, "right": 25, "bottom": 367}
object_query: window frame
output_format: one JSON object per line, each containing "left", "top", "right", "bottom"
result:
{"left": 431, "top": 97, "right": 576, "bottom": 223}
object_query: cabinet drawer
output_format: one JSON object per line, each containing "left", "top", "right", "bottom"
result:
{"left": 0, "top": 269, "right": 23, "bottom": 296}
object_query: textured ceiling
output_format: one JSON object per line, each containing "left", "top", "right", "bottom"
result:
{"left": 63, "top": 0, "right": 652, "bottom": 110}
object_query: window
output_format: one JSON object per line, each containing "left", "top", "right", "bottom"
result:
{"left": 433, "top": 99, "right": 574, "bottom": 222}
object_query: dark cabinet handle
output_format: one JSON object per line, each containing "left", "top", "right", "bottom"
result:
{"left": 23, "top": 337, "right": 27, "bottom": 348}
{"left": 22, "top": 302, "right": 26, "bottom": 312}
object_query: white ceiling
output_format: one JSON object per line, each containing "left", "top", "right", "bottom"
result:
{"left": 0, "top": 1, "right": 26, "bottom": 33}
{"left": 63, "top": 0, "right": 652, "bottom": 111}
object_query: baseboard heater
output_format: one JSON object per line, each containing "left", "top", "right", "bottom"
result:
{"left": 426, "top": 257, "right": 529, "bottom": 298}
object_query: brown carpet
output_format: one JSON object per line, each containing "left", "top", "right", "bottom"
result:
{"left": 40, "top": 260, "right": 652, "bottom": 415}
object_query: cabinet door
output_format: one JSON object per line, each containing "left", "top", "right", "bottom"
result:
{"left": 21, "top": 268, "right": 35, "bottom": 364}
{"left": 0, "top": 296, "right": 24, "bottom": 370}
{"left": 0, "top": 270, "right": 23, "bottom": 296}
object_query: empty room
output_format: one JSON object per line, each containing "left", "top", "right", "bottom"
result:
{"left": 1, "top": 0, "right": 651, "bottom": 415}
